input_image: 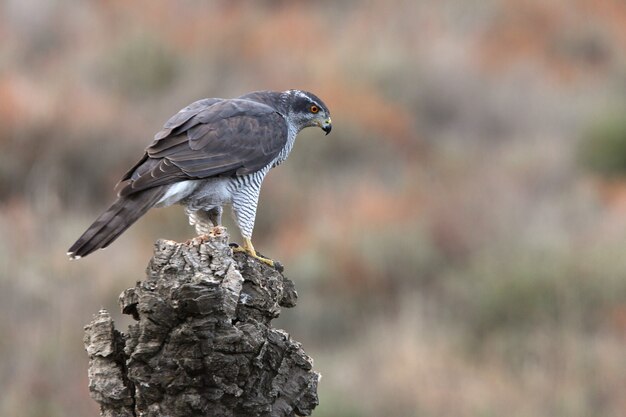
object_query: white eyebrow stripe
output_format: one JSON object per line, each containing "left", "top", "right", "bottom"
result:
{"left": 292, "top": 90, "right": 325, "bottom": 112}
{"left": 294, "top": 90, "right": 308, "bottom": 99}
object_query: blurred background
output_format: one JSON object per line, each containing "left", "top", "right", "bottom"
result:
{"left": 2, "top": 0, "right": 626, "bottom": 416}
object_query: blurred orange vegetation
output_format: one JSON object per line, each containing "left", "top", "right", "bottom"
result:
{"left": 0, "top": 74, "right": 51, "bottom": 130}
{"left": 479, "top": 0, "right": 626, "bottom": 82}
{"left": 2, "top": 0, "right": 626, "bottom": 416}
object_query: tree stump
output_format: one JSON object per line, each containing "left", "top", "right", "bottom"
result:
{"left": 83, "top": 228, "right": 319, "bottom": 417}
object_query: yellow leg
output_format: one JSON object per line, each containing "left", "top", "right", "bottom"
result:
{"left": 232, "top": 237, "right": 275, "bottom": 268}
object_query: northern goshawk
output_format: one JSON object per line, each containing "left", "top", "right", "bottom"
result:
{"left": 67, "top": 90, "right": 332, "bottom": 267}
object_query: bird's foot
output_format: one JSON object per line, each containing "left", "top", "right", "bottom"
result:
{"left": 232, "top": 244, "right": 275, "bottom": 267}
{"left": 210, "top": 226, "right": 225, "bottom": 236}
{"left": 185, "top": 234, "right": 206, "bottom": 245}
{"left": 186, "top": 227, "right": 226, "bottom": 245}
{"left": 230, "top": 238, "right": 283, "bottom": 272}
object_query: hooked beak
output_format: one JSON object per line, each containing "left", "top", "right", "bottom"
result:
{"left": 321, "top": 117, "right": 332, "bottom": 135}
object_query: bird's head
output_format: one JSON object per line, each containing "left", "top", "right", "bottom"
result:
{"left": 282, "top": 90, "right": 332, "bottom": 135}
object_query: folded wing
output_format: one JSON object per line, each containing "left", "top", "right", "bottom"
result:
{"left": 118, "top": 99, "right": 288, "bottom": 197}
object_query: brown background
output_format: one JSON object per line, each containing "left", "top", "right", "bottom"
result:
{"left": 1, "top": 1, "right": 626, "bottom": 416}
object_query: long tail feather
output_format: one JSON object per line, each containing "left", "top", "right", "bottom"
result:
{"left": 67, "top": 187, "right": 165, "bottom": 259}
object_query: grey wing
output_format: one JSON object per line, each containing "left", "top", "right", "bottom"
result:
{"left": 118, "top": 99, "right": 288, "bottom": 197}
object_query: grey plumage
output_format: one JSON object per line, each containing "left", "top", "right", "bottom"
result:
{"left": 68, "top": 89, "right": 332, "bottom": 260}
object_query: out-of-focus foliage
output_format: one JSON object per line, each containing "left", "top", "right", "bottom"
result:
{"left": 2, "top": 0, "right": 626, "bottom": 416}
{"left": 579, "top": 113, "right": 626, "bottom": 177}
{"left": 102, "top": 34, "right": 180, "bottom": 98}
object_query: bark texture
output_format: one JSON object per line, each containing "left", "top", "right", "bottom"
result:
{"left": 84, "top": 229, "right": 319, "bottom": 417}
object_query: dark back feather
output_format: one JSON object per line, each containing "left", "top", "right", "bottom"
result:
{"left": 117, "top": 94, "right": 288, "bottom": 197}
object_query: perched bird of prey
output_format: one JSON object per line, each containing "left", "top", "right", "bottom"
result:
{"left": 67, "top": 90, "right": 332, "bottom": 267}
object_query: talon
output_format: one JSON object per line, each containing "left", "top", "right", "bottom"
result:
{"left": 232, "top": 237, "right": 278, "bottom": 269}
{"left": 196, "top": 234, "right": 211, "bottom": 243}
{"left": 185, "top": 234, "right": 211, "bottom": 245}
{"left": 210, "top": 226, "right": 225, "bottom": 236}
{"left": 255, "top": 255, "right": 275, "bottom": 268}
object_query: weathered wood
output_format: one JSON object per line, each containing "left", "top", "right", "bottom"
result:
{"left": 84, "top": 229, "right": 319, "bottom": 417}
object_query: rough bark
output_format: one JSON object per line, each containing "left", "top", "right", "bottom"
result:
{"left": 84, "top": 229, "right": 319, "bottom": 417}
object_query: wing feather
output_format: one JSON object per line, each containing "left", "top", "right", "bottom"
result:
{"left": 153, "top": 98, "right": 223, "bottom": 141}
{"left": 118, "top": 97, "right": 287, "bottom": 197}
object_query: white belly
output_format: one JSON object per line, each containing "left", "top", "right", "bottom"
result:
{"left": 155, "top": 178, "right": 235, "bottom": 210}
{"left": 155, "top": 180, "right": 198, "bottom": 207}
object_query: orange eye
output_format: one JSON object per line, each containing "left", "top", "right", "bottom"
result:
{"left": 310, "top": 105, "right": 319, "bottom": 114}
